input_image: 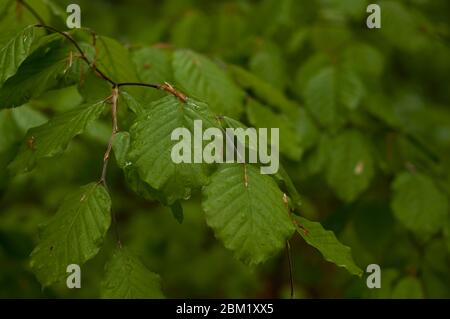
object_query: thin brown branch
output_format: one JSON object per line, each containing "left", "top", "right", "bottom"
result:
{"left": 118, "top": 82, "right": 188, "bottom": 103}
{"left": 159, "top": 82, "right": 188, "bottom": 103}
{"left": 34, "top": 25, "right": 169, "bottom": 93}
{"left": 22, "top": 1, "right": 181, "bottom": 97}
{"left": 117, "top": 82, "right": 159, "bottom": 89}
{"left": 20, "top": 3, "right": 182, "bottom": 251}
{"left": 100, "top": 86, "right": 119, "bottom": 187}
{"left": 99, "top": 86, "right": 122, "bottom": 248}
{"left": 27, "top": 17, "right": 166, "bottom": 96}
{"left": 34, "top": 24, "right": 117, "bottom": 86}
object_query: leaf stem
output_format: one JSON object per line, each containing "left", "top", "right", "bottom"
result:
{"left": 99, "top": 86, "right": 122, "bottom": 248}
{"left": 100, "top": 86, "right": 119, "bottom": 187}
{"left": 118, "top": 82, "right": 188, "bottom": 103}
{"left": 117, "top": 82, "right": 159, "bottom": 89}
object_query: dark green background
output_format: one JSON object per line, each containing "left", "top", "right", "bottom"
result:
{"left": 1, "top": 0, "right": 449, "bottom": 298}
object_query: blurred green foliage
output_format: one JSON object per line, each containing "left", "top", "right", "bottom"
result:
{"left": 1, "top": 0, "right": 450, "bottom": 298}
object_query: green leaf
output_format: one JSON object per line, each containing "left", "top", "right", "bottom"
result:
{"left": 246, "top": 98, "right": 318, "bottom": 161}
{"left": 30, "top": 183, "right": 111, "bottom": 287}
{"left": 9, "top": 99, "right": 107, "bottom": 173}
{"left": 379, "top": 1, "right": 427, "bottom": 52}
{"left": 132, "top": 47, "right": 173, "bottom": 102}
{"left": 101, "top": 248, "right": 164, "bottom": 299}
{"left": 0, "top": 26, "right": 36, "bottom": 86}
{"left": 217, "top": 115, "right": 258, "bottom": 153}
{"left": 30, "top": 85, "right": 83, "bottom": 113}
{"left": 303, "top": 133, "right": 331, "bottom": 177}
{"left": 0, "top": 1, "right": 48, "bottom": 39}
{"left": 364, "top": 94, "right": 401, "bottom": 129}
{"left": 230, "top": 65, "right": 298, "bottom": 116}
{"left": 304, "top": 66, "right": 364, "bottom": 129}
{"left": 0, "top": 105, "right": 47, "bottom": 186}
{"left": 202, "top": 164, "right": 295, "bottom": 265}
{"left": 295, "top": 53, "right": 331, "bottom": 94}
{"left": 96, "top": 36, "right": 139, "bottom": 83}
{"left": 391, "top": 277, "right": 424, "bottom": 299}
{"left": 10, "top": 104, "right": 48, "bottom": 133}
{"left": 120, "top": 90, "right": 145, "bottom": 115}
{"left": 311, "top": 24, "right": 352, "bottom": 52}
{"left": 274, "top": 165, "right": 302, "bottom": 210}
{"left": 326, "top": 130, "right": 374, "bottom": 202}
{"left": 339, "top": 67, "right": 365, "bottom": 111}
{"left": 111, "top": 130, "right": 164, "bottom": 202}
{"left": 293, "top": 216, "right": 363, "bottom": 276}
{"left": 112, "top": 131, "right": 131, "bottom": 169}
{"left": 78, "top": 70, "right": 111, "bottom": 103}
{"left": 246, "top": 98, "right": 302, "bottom": 160}
{"left": 129, "top": 95, "right": 217, "bottom": 204}
{"left": 40, "top": 0, "right": 67, "bottom": 25}
{"left": 391, "top": 172, "right": 448, "bottom": 237}
{"left": 249, "top": 43, "right": 287, "bottom": 90}
{"left": 213, "top": 9, "right": 248, "bottom": 56}
{"left": 170, "top": 11, "right": 212, "bottom": 52}
{"left": 342, "top": 43, "right": 384, "bottom": 79}
{"left": 173, "top": 50, "right": 244, "bottom": 118}
{"left": 133, "top": 47, "right": 173, "bottom": 84}
{"left": 296, "top": 107, "right": 320, "bottom": 154}
{"left": 304, "top": 67, "right": 337, "bottom": 128}
{"left": 215, "top": 114, "right": 267, "bottom": 173}
{"left": 124, "top": 165, "right": 164, "bottom": 202}
{"left": 0, "top": 39, "right": 83, "bottom": 108}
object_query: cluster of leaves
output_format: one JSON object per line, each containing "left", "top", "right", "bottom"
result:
{"left": 0, "top": 0, "right": 449, "bottom": 298}
{"left": 0, "top": 0, "right": 365, "bottom": 298}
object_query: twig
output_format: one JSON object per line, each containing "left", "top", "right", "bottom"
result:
{"left": 26, "top": 13, "right": 168, "bottom": 95}
{"left": 100, "top": 86, "right": 119, "bottom": 187}
{"left": 33, "top": 25, "right": 182, "bottom": 99}
{"left": 99, "top": 86, "right": 122, "bottom": 248}
{"left": 34, "top": 24, "right": 116, "bottom": 86}
{"left": 20, "top": 1, "right": 186, "bottom": 250}
{"left": 118, "top": 82, "right": 188, "bottom": 103}
{"left": 117, "top": 82, "right": 159, "bottom": 89}
{"left": 159, "top": 82, "right": 188, "bottom": 103}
